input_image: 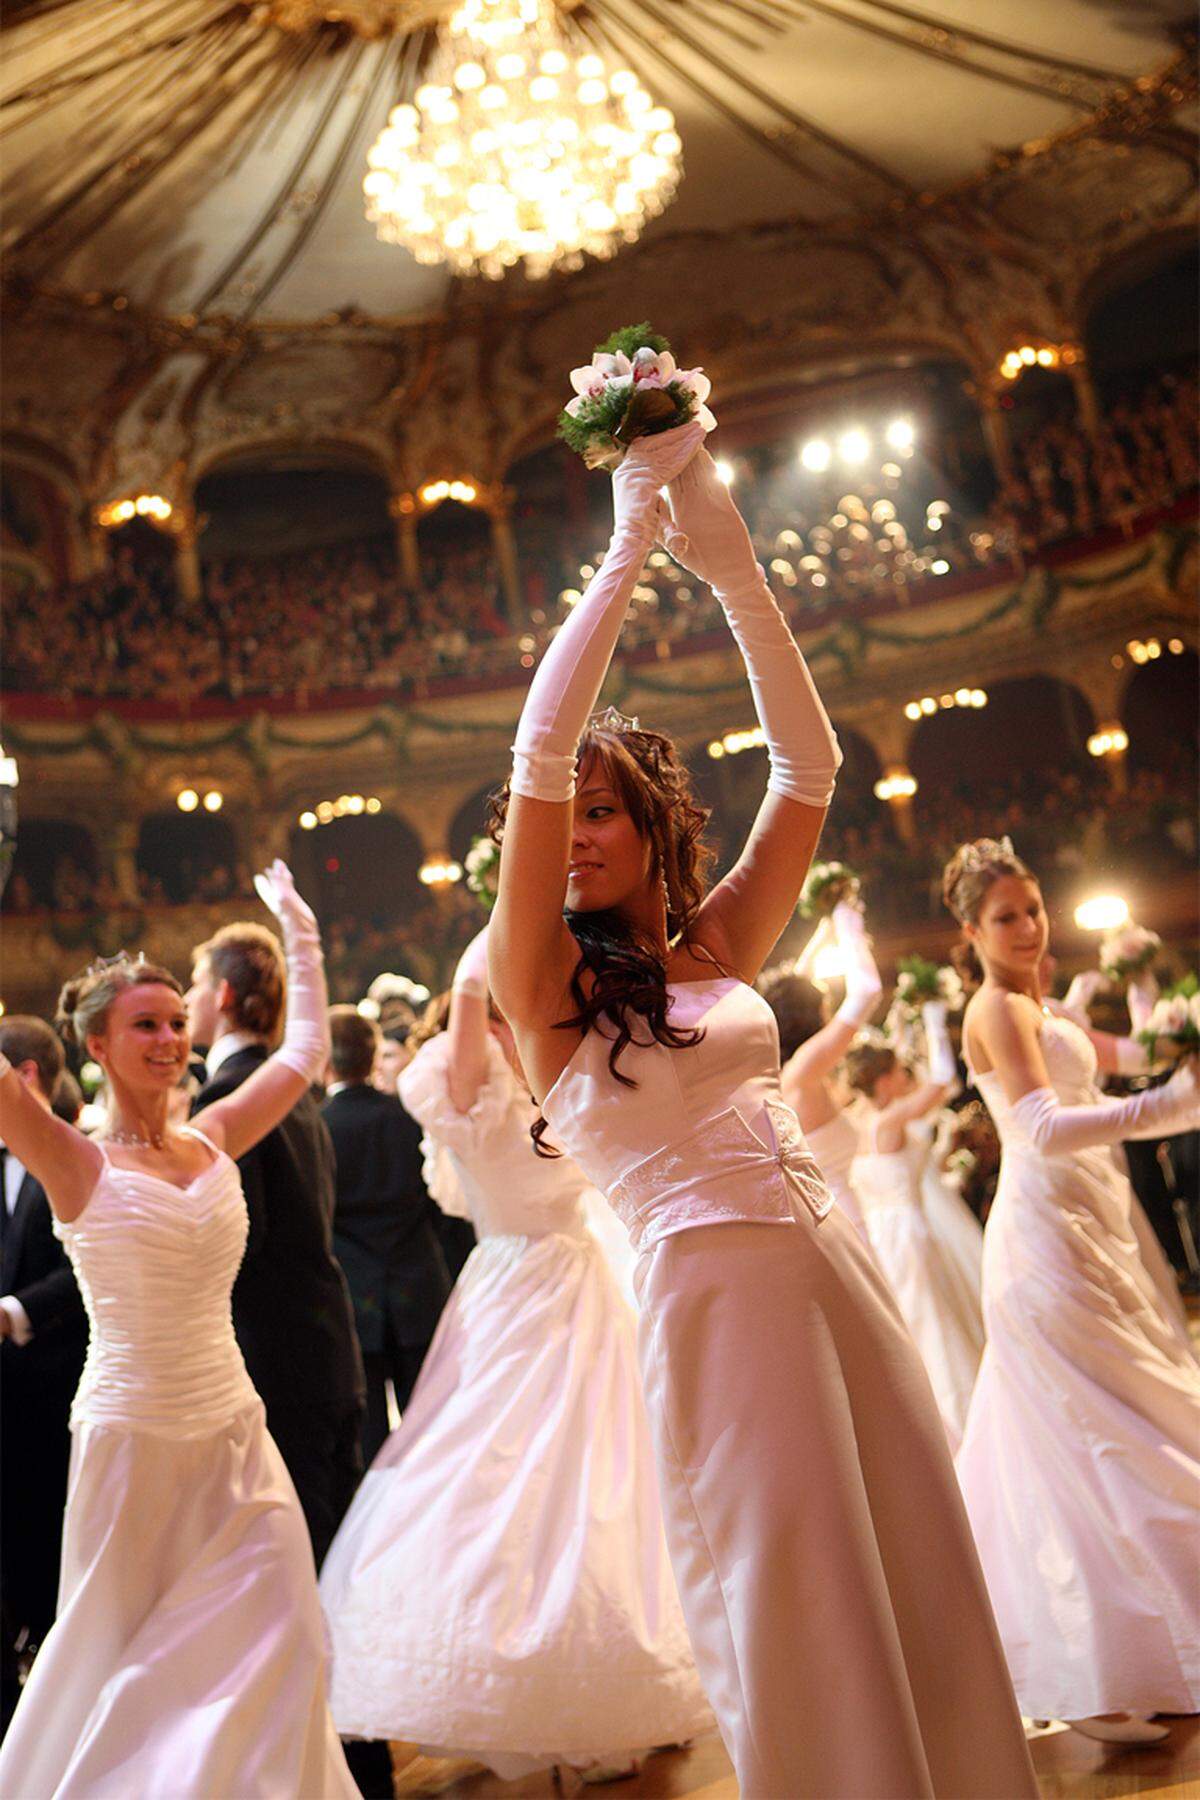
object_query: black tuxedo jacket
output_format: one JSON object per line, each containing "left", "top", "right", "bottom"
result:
{"left": 321, "top": 1083, "right": 452, "bottom": 1353}
{"left": 1, "top": 1163, "right": 87, "bottom": 1383}
{"left": 192, "top": 1045, "right": 364, "bottom": 1417}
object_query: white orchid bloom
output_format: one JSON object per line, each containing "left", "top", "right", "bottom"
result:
{"left": 1189, "top": 992, "right": 1200, "bottom": 1030}
{"left": 569, "top": 362, "right": 606, "bottom": 398}
{"left": 592, "top": 350, "right": 632, "bottom": 381}
{"left": 564, "top": 394, "right": 587, "bottom": 417}
{"left": 631, "top": 347, "right": 677, "bottom": 387}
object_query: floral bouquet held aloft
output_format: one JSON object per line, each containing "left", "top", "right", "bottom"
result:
{"left": 1099, "top": 922, "right": 1162, "bottom": 982}
{"left": 797, "top": 861, "right": 861, "bottom": 922}
{"left": 558, "top": 323, "right": 717, "bottom": 471}
{"left": 465, "top": 835, "right": 501, "bottom": 912}
{"left": 894, "top": 954, "right": 965, "bottom": 1017}
{"left": 1137, "top": 975, "right": 1200, "bottom": 1063}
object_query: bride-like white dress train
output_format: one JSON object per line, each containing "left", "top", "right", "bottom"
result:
{"left": 319, "top": 1033, "right": 712, "bottom": 1776}
{"left": 543, "top": 978, "right": 1037, "bottom": 1800}
{"left": 0, "top": 1129, "right": 355, "bottom": 1800}
{"left": 853, "top": 1122, "right": 984, "bottom": 1452}
{"left": 960, "top": 1014, "right": 1200, "bottom": 1719}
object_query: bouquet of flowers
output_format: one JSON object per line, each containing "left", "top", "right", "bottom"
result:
{"left": 465, "top": 835, "right": 501, "bottom": 912}
{"left": 1137, "top": 974, "right": 1200, "bottom": 1062}
{"left": 558, "top": 323, "right": 716, "bottom": 470}
{"left": 797, "top": 860, "right": 861, "bottom": 921}
{"left": 362, "top": 971, "right": 431, "bottom": 1025}
{"left": 894, "top": 954, "right": 965, "bottom": 1016}
{"left": 1099, "top": 922, "right": 1161, "bottom": 981}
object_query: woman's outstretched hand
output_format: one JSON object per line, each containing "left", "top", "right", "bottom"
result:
{"left": 658, "top": 447, "right": 758, "bottom": 594}
{"left": 610, "top": 421, "right": 706, "bottom": 544}
{"left": 253, "top": 859, "right": 318, "bottom": 937}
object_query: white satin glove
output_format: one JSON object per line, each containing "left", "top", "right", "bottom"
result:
{"left": 510, "top": 422, "right": 705, "bottom": 803}
{"left": 659, "top": 447, "right": 841, "bottom": 808}
{"left": 253, "top": 859, "right": 329, "bottom": 1084}
{"left": 832, "top": 902, "right": 882, "bottom": 1027}
{"left": 1012, "top": 1056, "right": 1200, "bottom": 1155}
{"left": 921, "top": 999, "right": 958, "bottom": 1087}
{"left": 452, "top": 926, "right": 490, "bottom": 999}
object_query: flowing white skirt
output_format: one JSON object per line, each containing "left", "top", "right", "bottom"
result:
{"left": 957, "top": 1141, "right": 1200, "bottom": 1718}
{"left": 0, "top": 1404, "right": 355, "bottom": 1800}
{"left": 920, "top": 1161, "right": 986, "bottom": 1347}
{"left": 319, "top": 1229, "right": 712, "bottom": 1773}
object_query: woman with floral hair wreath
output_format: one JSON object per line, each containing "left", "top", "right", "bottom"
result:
{"left": 945, "top": 836, "right": 1200, "bottom": 1745}
{"left": 486, "top": 385, "right": 1036, "bottom": 1798}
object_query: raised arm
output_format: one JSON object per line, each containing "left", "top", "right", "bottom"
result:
{"left": 785, "top": 903, "right": 883, "bottom": 1088}
{"left": 197, "top": 861, "right": 331, "bottom": 1161}
{"left": 489, "top": 423, "right": 705, "bottom": 1049}
{"left": 659, "top": 449, "right": 841, "bottom": 980}
{"left": 0, "top": 1057, "right": 102, "bottom": 1221}
{"left": 872, "top": 999, "right": 958, "bottom": 1153}
{"left": 972, "top": 987, "right": 1199, "bottom": 1152}
{"left": 446, "top": 927, "right": 493, "bottom": 1114}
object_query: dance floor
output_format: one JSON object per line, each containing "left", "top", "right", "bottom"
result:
{"left": 391, "top": 1715, "right": 1200, "bottom": 1798}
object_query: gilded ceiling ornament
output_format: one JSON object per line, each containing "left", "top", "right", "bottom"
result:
{"left": 252, "top": 0, "right": 451, "bottom": 37}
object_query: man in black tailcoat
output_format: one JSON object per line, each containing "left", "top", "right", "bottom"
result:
{"left": 322, "top": 1006, "right": 452, "bottom": 1464}
{"left": 0, "top": 1017, "right": 87, "bottom": 1737}
{"left": 186, "top": 922, "right": 365, "bottom": 1569}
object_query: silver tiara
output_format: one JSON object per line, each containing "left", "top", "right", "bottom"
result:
{"left": 957, "top": 835, "right": 1016, "bottom": 876}
{"left": 590, "top": 704, "right": 641, "bottom": 733}
{"left": 85, "top": 949, "right": 150, "bottom": 979}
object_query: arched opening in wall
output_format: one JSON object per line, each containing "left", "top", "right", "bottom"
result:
{"left": 508, "top": 441, "right": 589, "bottom": 625}
{"left": 5, "top": 819, "right": 98, "bottom": 913}
{"left": 414, "top": 499, "right": 503, "bottom": 634}
{"left": 449, "top": 776, "right": 509, "bottom": 865}
{"left": 105, "top": 515, "right": 177, "bottom": 589}
{"left": 288, "top": 810, "right": 442, "bottom": 1000}
{"left": 908, "top": 675, "right": 1101, "bottom": 884}
{"left": 0, "top": 458, "right": 75, "bottom": 588}
{"left": 1084, "top": 235, "right": 1199, "bottom": 406}
{"left": 997, "top": 365, "right": 1079, "bottom": 458}
{"left": 137, "top": 810, "right": 240, "bottom": 905}
{"left": 1112, "top": 646, "right": 1198, "bottom": 875}
{"left": 196, "top": 452, "right": 392, "bottom": 563}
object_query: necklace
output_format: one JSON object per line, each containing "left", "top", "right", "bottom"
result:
{"left": 106, "top": 1125, "right": 167, "bottom": 1151}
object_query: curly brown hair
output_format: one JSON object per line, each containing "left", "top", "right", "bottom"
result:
{"left": 756, "top": 967, "right": 828, "bottom": 1061}
{"left": 489, "top": 717, "right": 721, "bottom": 1152}
{"left": 844, "top": 1041, "right": 897, "bottom": 1099}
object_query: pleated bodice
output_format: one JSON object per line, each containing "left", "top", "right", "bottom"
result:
{"left": 55, "top": 1131, "right": 260, "bottom": 1438}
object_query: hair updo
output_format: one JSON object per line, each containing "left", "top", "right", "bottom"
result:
{"left": 756, "top": 967, "right": 828, "bottom": 1061}
{"left": 56, "top": 954, "right": 183, "bottom": 1049}
{"left": 844, "top": 1041, "right": 897, "bottom": 1099}
{"left": 941, "top": 837, "right": 1034, "bottom": 983}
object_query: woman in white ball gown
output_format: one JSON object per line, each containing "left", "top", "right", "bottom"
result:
{"left": 758, "top": 896, "right": 882, "bottom": 1246}
{"left": 946, "top": 836, "right": 1200, "bottom": 1746}
{"left": 844, "top": 1020, "right": 985, "bottom": 1452}
{"left": 0, "top": 865, "right": 356, "bottom": 1800}
{"left": 486, "top": 418, "right": 1036, "bottom": 1799}
{"left": 319, "top": 927, "right": 713, "bottom": 1781}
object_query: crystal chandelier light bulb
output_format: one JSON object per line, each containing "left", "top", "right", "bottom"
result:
{"left": 363, "top": 0, "right": 683, "bottom": 278}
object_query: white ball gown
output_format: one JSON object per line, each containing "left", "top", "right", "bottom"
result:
{"left": 543, "top": 977, "right": 1037, "bottom": 1800}
{"left": 804, "top": 1106, "right": 870, "bottom": 1242}
{"left": 917, "top": 1110, "right": 986, "bottom": 1324}
{"left": 960, "top": 1013, "right": 1200, "bottom": 1719}
{"left": 318, "top": 1032, "right": 713, "bottom": 1775}
{"left": 0, "top": 1127, "right": 356, "bottom": 1800}
{"left": 853, "top": 1119, "right": 984, "bottom": 1452}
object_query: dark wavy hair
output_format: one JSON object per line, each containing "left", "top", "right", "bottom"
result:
{"left": 488, "top": 718, "right": 721, "bottom": 1152}
{"left": 756, "top": 966, "right": 828, "bottom": 1062}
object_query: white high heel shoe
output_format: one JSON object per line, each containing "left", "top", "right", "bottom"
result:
{"left": 1066, "top": 1714, "right": 1169, "bottom": 1746}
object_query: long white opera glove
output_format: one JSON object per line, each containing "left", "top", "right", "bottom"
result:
{"left": 452, "top": 925, "right": 490, "bottom": 999}
{"left": 660, "top": 448, "right": 841, "bottom": 808}
{"left": 921, "top": 999, "right": 958, "bottom": 1087}
{"left": 1012, "top": 1057, "right": 1200, "bottom": 1155}
{"left": 831, "top": 901, "right": 882, "bottom": 1026}
{"left": 511, "top": 422, "right": 706, "bottom": 802}
{"left": 253, "top": 859, "right": 329, "bottom": 1084}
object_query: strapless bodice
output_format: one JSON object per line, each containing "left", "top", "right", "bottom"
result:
{"left": 542, "top": 980, "right": 833, "bottom": 1254}
{"left": 55, "top": 1133, "right": 260, "bottom": 1438}
{"left": 400, "top": 1034, "right": 589, "bottom": 1240}
{"left": 972, "top": 1013, "right": 1105, "bottom": 1159}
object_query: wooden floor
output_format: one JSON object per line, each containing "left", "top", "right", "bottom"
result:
{"left": 390, "top": 1716, "right": 1200, "bottom": 1800}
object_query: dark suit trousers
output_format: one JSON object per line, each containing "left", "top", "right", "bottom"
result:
{"left": 361, "top": 1328, "right": 432, "bottom": 1467}
{"left": 1, "top": 1355, "right": 75, "bottom": 1735}
{"left": 264, "top": 1400, "right": 363, "bottom": 1571}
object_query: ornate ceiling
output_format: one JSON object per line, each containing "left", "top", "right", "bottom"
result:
{"left": 1, "top": 1, "right": 1195, "bottom": 510}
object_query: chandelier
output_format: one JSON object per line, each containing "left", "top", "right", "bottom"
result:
{"left": 363, "top": 0, "right": 683, "bottom": 279}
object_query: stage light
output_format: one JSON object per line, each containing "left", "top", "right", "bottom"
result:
{"left": 885, "top": 419, "right": 915, "bottom": 451}
{"left": 838, "top": 429, "right": 870, "bottom": 466}
{"left": 1074, "top": 895, "right": 1129, "bottom": 931}
{"left": 800, "top": 438, "right": 832, "bottom": 472}
{"left": 811, "top": 944, "right": 846, "bottom": 983}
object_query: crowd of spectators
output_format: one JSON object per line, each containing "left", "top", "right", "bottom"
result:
{"left": 5, "top": 372, "right": 1194, "bottom": 706}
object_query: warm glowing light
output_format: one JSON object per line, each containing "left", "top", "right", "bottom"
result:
{"left": 203, "top": 790, "right": 223, "bottom": 812}
{"left": 299, "top": 811, "right": 318, "bottom": 830}
{"left": 708, "top": 725, "right": 764, "bottom": 759}
{"left": 177, "top": 789, "right": 199, "bottom": 812}
{"left": 811, "top": 944, "right": 847, "bottom": 983}
{"left": 1087, "top": 725, "right": 1129, "bottom": 758}
{"left": 875, "top": 772, "right": 918, "bottom": 801}
{"left": 419, "top": 857, "right": 464, "bottom": 888}
{"left": 714, "top": 460, "right": 735, "bottom": 486}
{"left": 366, "top": 797, "right": 383, "bottom": 813}
{"left": 363, "top": 0, "right": 681, "bottom": 279}
{"left": 1074, "top": 894, "right": 1129, "bottom": 932}
{"left": 885, "top": 418, "right": 915, "bottom": 451}
{"left": 800, "top": 438, "right": 832, "bottom": 472}
{"left": 904, "top": 701, "right": 923, "bottom": 721}
{"left": 0, "top": 747, "right": 17, "bottom": 789}
{"left": 838, "top": 429, "right": 870, "bottom": 466}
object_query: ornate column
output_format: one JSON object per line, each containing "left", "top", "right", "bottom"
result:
{"left": 978, "top": 389, "right": 1015, "bottom": 490}
{"left": 172, "top": 505, "right": 202, "bottom": 603}
{"left": 842, "top": 701, "right": 920, "bottom": 844}
{"left": 485, "top": 485, "right": 522, "bottom": 621}
{"left": 107, "top": 817, "right": 142, "bottom": 905}
{"left": 1063, "top": 649, "right": 1129, "bottom": 793}
{"left": 1064, "top": 350, "right": 1102, "bottom": 442}
{"left": 389, "top": 491, "right": 421, "bottom": 585}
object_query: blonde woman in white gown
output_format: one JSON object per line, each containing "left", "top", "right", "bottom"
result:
{"left": 0, "top": 867, "right": 356, "bottom": 1800}
{"left": 758, "top": 897, "right": 882, "bottom": 1245}
{"left": 487, "top": 423, "right": 1036, "bottom": 1798}
{"left": 946, "top": 837, "right": 1200, "bottom": 1746}
{"left": 846, "top": 1018, "right": 985, "bottom": 1452}
{"left": 319, "top": 928, "right": 713, "bottom": 1780}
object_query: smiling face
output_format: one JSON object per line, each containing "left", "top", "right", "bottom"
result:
{"left": 966, "top": 875, "right": 1049, "bottom": 983}
{"left": 565, "top": 761, "right": 656, "bottom": 919}
{"left": 88, "top": 982, "right": 191, "bottom": 1096}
